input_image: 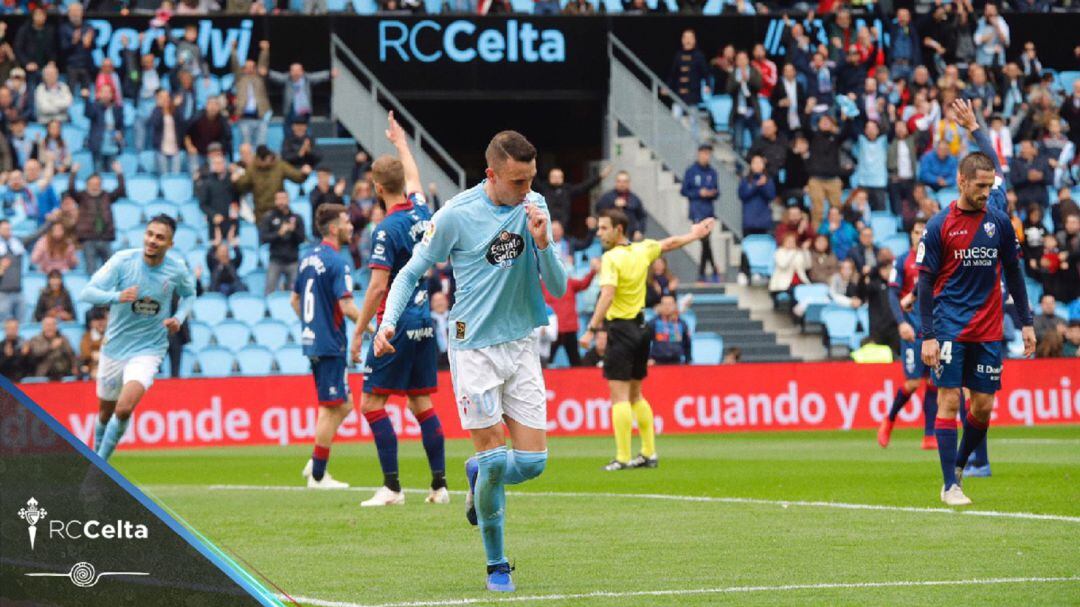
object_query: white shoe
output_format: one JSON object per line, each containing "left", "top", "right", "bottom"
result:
{"left": 940, "top": 484, "right": 972, "bottom": 506}
{"left": 307, "top": 472, "right": 349, "bottom": 489}
{"left": 301, "top": 459, "right": 312, "bottom": 479}
{"left": 361, "top": 486, "right": 405, "bottom": 507}
{"left": 736, "top": 273, "right": 749, "bottom": 286}
{"left": 425, "top": 487, "right": 450, "bottom": 504}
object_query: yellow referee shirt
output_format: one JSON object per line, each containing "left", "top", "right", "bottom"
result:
{"left": 599, "top": 239, "right": 662, "bottom": 320}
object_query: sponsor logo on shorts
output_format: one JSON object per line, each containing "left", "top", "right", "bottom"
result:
{"left": 485, "top": 230, "right": 524, "bottom": 268}
{"left": 406, "top": 326, "right": 434, "bottom": 341}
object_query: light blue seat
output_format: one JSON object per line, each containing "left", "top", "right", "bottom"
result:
{"left": 288, "top": 320, "right": 303, "bottom": 344}
{"left": 237, "top": 345, "right": 275, "bottom": 375}
{"left": 126, "top": 174, "right": 159, "bottom": 203}
{"left": 22, "top": 273, "right": 47, "bottom": 301}
{"left": 214, "top": 320, "right": 252, "bottom": 352}
{"left": 289, "top": 200, "right": 312, "bottom": 232}
{"left": 118, "top": 151, "right": 139, "bottom": 176}
{"left": 161, "top": 174, "right": 194, "bottom": 203}
{"left": 742, "top": 235, "right": 777, "bottom": 277}
{"left": 187, "top": 247, "right": 209, "bottom": 277}
{"left": 179, "top": 201, "right": 206, "bottom": 229}
{"left": 194, "top": 75, "right": 221, "bottom": 109}
{"left": 793, "top": 283, "right": 830, "bottom": 304}
{"left": 179, "top": 346, "right": 198, "bottom": 378}
{"left": 705, "top": 95, "right": 733, "bottom": 132}
{"left": 138, "top": 150, "right": 157, "bottom": 174}
{"left": 61, "top": 123, "right": 85, "bottom": 151}
{"left": 124, "top": 225, "right": 147, "bottom": 248}
{"left": 245, "top": 270, "right": 266, "bottom": 296}
{"left": 59, "top": 322, "right": 84, "bottom": 349}
{"left": 691, "top": 332, "right": 723, "bottom": 364}
{"left": 267, "top": 291, "right": 296, "bottom": 321}
{"left": 111, "top": 202, "right": 142, "bottom": 231}
{"left": 64, "top": 273, "right": 89, "bottom": 297}
{"left": 172, "top": 224, "right": 200, "bottom": 253}
{"left": 822, "top": 307, "right": 858, "bottom": 356}
{"left": 228, "top": 292, "right": 267, "bottom": 325}
{"left": 1059, "top": 70, "right": 1080, "bottom": 93}
{"left": 196, "top": 346, "right": 235, "bottom": 377}
{"left": 72, "top": 151, "right": 93, "bottom": 179}
{"left": 266, "top": 123, "right": 285, "bottom": 152}
{"left": 193, "top": 293, "right": 229, "bottom": 324}
{"left": 237, "top": 246, "right": 259, "bottom": 276}
{"left": 870, "top": 215, "right": 899, "bottom": 239}
{"left": 19, "top": 322, "right": 40, "bottom": 342}
{"left": 275, "top": 344, "right": 309, "bottom": 375}
{"left": 238, "top": 223, "right": 259, "bottom": 249}
{"left": 144, "top": 200, "right": 178, "bottom": 219}
{"left": 881, "top": 234, "right": 910, "bottom": 257}
{"left": 189, "top": 320, "right": 213, "bottom": 351}
{"left": 252, "top": 319, "right": 290, "bottom": 350}
{"left": 935, "top": 188, "right": 959, "bottom": 207}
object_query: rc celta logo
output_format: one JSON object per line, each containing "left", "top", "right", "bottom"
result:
{"left": 17, "top": 497, "right": 150, "bottom": 550}
{"left": 17, "top": 497, "right": 47, "bottom": 550}
{"left": 379, "top": 19, "right": 566, "bottom": 64}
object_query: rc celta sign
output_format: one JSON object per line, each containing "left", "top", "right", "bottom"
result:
{"left": 379, "top": 19, "right": 566, "bottom": 63}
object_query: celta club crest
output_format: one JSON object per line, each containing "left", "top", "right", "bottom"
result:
{"left": 984, "top": 222, "right": 996, "bottom": 238}
{"left": 17, "top": 497, "right": 47, "bottom": 550}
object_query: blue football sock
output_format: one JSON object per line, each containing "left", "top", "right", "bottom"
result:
{"left": 96, "top": 416, "right": 130, "bottom": 461}
{"left": 503, "top": 450, "right": 548, "bottom": 486}
{"left": 94, "top": 419, "right": 107, "bottom": 450}
{"left": 956, "top": 411, "right": 990, "bottom": 469}
{"left": 475, "top": 446, "right": 508, "bottom": 567}
{"left": 934, "top": 418, "right": 958, "bottom": 487}
{"left": 311, "top": 445, "right": 330, "bottom": 481}
{"left": 922, "top": 387, "right": 938, "bottom": 437}
{"left": 972, "top": 435, "right": 989, "bottom": 467}
{"left": 416, "top": 408, "right": 446, "bottom": 489}
{"left": 888, "top": 388, "right": 912, "bottom": 422}
{"left": 365, "top": 409, "right": 400, "bottom": 491}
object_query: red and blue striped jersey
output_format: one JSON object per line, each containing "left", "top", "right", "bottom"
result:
{"left": 294, "top": 240, "right": 353, "bottom": 357}
{"left": 368, "top": 192, "right": 432, "bottom": 325}
{"left": 889, "top": 249, "right": 921, "bottom": 331}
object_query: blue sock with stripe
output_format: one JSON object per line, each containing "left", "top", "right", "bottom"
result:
{"left": 94, "top": 418, "right": 107, "bottom": 450}
{"left": 364, "top": 409, "right": 400, "bottom": 491}
{"left": 922, "top": 387, "right": 938, "bottom": 437}
{"left": 888, "top": 388, "right": 913, "bottom": 422}
{"left": 96, "top": 416, "right": 130, "bottom": 461}
{"left": 958, "top": 392, "right": 990, "bottom": 466}
{"left": 503, "top": 450, "right": 548, "bottom": 486}
{"left": 475, "top": 446, "right": 508, "bottom": 567}
{"left": 416, "top": 408, "right": 446, "bottom": 489}
{"left": 934, "top": 418, "right": 958, "bottom": 487}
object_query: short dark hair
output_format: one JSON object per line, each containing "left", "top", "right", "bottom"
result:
{"left": 912, "top": 215, "right": 928, "bottom": 229}
{"left": 255, "top": 145, "right": 275, "bottom": 160}
{"left": 959, "top": 152, "right": 996, "bottom": 179}
{"left": 316, "top": 203, "right": 347, "bottom": 237}
{"left": 485, "top": 131, "right": 536, "bottom": 168}
{"left": 148, "top": 213, "right": 177, "bottom": 236}
{"left": 599, "top": 208, "right": 629, "bottom": 234}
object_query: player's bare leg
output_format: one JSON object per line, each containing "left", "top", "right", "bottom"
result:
{"left": 304, "top": 399, "right": 353, "bottom": 489}
{"left": 358, "top": 393, "right": 403, "bottom": 505}
{"left": 406, "top": 396, "right": 448, "bottom": 504}
{"left": 94, "top": 399, "right": 117, "bottom": 451}
{"left": 96, "top": 381, "right": 145, "bottom": 460}
{"left": 626, "top": 380, "right": 658, "bottom": 468}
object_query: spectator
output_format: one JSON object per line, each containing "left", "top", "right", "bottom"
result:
{"left": 259, "top": 190, "right": 305, "bottom": 294}
{"left": 1010, "top": 140, "right": 1052, "bottom": 208}
{"left": 59, "top": 3, "right": 95, "bottom": 95}
{"left": 282, "top": 117, "right": 322, "bottom": 168}
{"left": 1062, "top": 81, "right": 1080, "bottom": 148}
{"left": 963, "top": 65, "right": 996, "bottom": 120}
{"left": 887, "top": 8, "right": 921, "bottom": 82}
{"left": 13, "top": 8, "right": 56, "bottom": 90}
{"left": 309, "top": 168, "right": 346, "bottom": 238}
{"left": 69, "top": 162, "right": 125, "bottom": 276}
{"left": 93, "top": 58, "right": 122, "bottom": 108}
{"left": 206, "top": 228, "right": 246, "bottom": 296}
{"left": 30, "top": 222, "right": 77, "bottom": 274}
{"left": 738, "top": 154, "right": 776, "bottom": 237}
{"left": 1064, "top": 321, "right": 1080, "bottom": 357}
{"left": 23, "top": 316, "right": 77, "bottom": 380}
{"left": 184, "top": 97, "right": 232, "bottom": 175}
{"left": 2, "top": 163, "right": 56, "bottom": 227}
{"left": 665, "top": 29, "right": 709, "bottom": 118}
{"left": 841, "top": 188, "right": 872, "bottom": 231}
{"left": 829, "top": 258, "right": 862, "bottom": 309}
{"left": 919, "top": 141, "right": 959, "bottom": 192}
{"left": 595, "top": 171, "right": 646, "bottom": 240}
{"left": 543, "top": 257, "right": 597, "bottom": 368}
{"left": 806, "top": 115, "right": 844, "bottom": 229}
{"left": 33, "top": 63, "right": 72, "bottom": 124}
{"left": 847, "top": 226, "right": 880, "bottom": 278}
{"left": 7, "top": 117, "right": 34, "bottom": 168}
{"left": 818, "top": 206, "right": 858, "bottom": 261}
{"left": 780, "top": 133, "right": 810, "bottom": 206}
{"left": 82, "top": 86, "right": 124, "bottom": 172}
{"left": 536, "top": 164, "right": 610, "bottom": 228}
{"left": 268, "top": 57, "right": 333, "bottom": 125}
{"left": 195, "top": 150, "right": 240, "bottom": 241}
{"left": 835, "top": 36, "right": 878, "bottom": 98}
{"left": 429, "top": 290, "right": 450, "bottom": 370}
{"left": 747, "top": 119, "right": 787, "bottom": 181}
{"left": 770, "top": 63, "right": 807, "bottom": 138}
{"left": 1033, "top": 293, "right": 1065, "bottom": 341}
{"left": 120, "top": 35, "right": 166, "bottom": 153}
{"left": 647, "top": 294, "right": 692, "bottom": 365}
{"left": 888, "top": 120, "right": 918, "bottom": 219}
{"left": 0, "top": 220, "right": 26, "bottom": 322}
{"left": 807, "top": 233, "right": 838, "bottom": 284}
{"left": 79, "top": 307, "right": 107, "bottom": 379}
{"left": 722, "top": 346, "right": 742, "bottom": 363}
{"left": 646, "top": 256, "right": 679, "bottom": 309}
{"left": 683, "top": 144, "right": 721, "bottom": 281}
{"left": 974, "top": 3, "right": 1009, "bottom": 69}
{"left": 851, "top": 121, "right": 888, "bottom": 211}
{"left": 0, "top": 127, "right": 11, "bottom": 173}
{"left": 1039, "top": 233, "right": 1067, "bottom": 300}
{"left": 32, "top": 269, "right": 75, "bottom": 322}
{"left": 769, "top": 232, "right": 810, "bottom": 303}
{"left": 858, "top": 261, "right": 900, "bottom": 354}
{"left": 1055, "top": 213, "right": 1080, "bottom": 303}
{"left": 148, "top": 89, "right": 184, "bottom": 175}
{"left": 775, "top": 205, "right": 815, "bottom": 249}
{"left": 1053, "top": 192, "right": 1080, "bottom": 235}
{"left": 806, "top": 52, "right": 836, "bottom": 118}
{"left": 6, "top": 70, "right": 34, "bottom": 125}
{"left": 987, "top": 115, "right": 1013, "bottom": 175}
{"left": 1035, "top": 329, "right": 1063, "bottom": 359}
{"left": 35, "top": 119, "right": 72, "bottom": 174}
{"left": 235, "top": 145, "right": 310, "bottom": 222}
{"left": 231, "top": 39, "right": 271, "bottom": 147}
{"left": 173, "top": 70, "right": 198, "bottom": 127}
{"left": 0, "top": 317, "right": 26, "bottom": 381}
{"left": 1021, "top": 202, "right": 1048, "bottom": 277}
{"left": 726, "top": 50, "right": 762, "bottom": 154}
{"left": 549, "top": 218, "right": 597, "bottom": 267}
{"left": 173, "top": 24, "right": 209, "bottom": 83}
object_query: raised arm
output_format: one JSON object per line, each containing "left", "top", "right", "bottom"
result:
{"left": 660, "top": 218, "right": 716, "bottom": 253}
{"left": 385, "top": 111, "right": 422, "bottom": 195}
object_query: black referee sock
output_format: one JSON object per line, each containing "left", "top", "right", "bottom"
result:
{"left": 431, "top": 471, "right": 447, "bottom": 491}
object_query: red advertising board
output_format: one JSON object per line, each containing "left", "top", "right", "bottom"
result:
{"left": 18, "top": 359, "right": 1080, "bottom": 450}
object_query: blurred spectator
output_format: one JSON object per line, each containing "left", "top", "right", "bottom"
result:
{"left": 806, "top": 115, "right": 844, "bottom": 229}
{"left": 974, "top": 3, "right": 1009, "bottom": 69}
{"left": 79, "top": 307, "right": 106, "bottom": 379}
{"left": 0, "top": 220, "right": 26, "bottom": 322}
{"left": 309, "top": 168, "right": 346, "bottom": 238}
{"left": 963, "top": 65, "right": 995, "bottom": 120}
{"left": 196, "top": 150, "right": 240, "bottom": 241}
{"left": 282, "top": 117, "right": 322, "bottom": 168}
{"left": 1052, "top": 191, "right": 1080, "bottom": 234}
{"left": 727, "top": 50, "right": 762, "bottom": 155}
{"left": 235, "top": 145, "right": 310, "bottom": 222}
{"left": 430, "top": 290, "right": 450, "bottom": 370}
{"left": 1039, "top": 233, "right": 1067, "bottom": 300}
{"left": 919, "top": 141, "right": 958, "bottom": 192}
{"left": 32, "top": 269, "right": 75, "bottom": 322}
{"left": 351, "top": 150, "right": 372, "bottom": 184}
{"left": 887, "top": 8, "right": 921, "bottom": 82}
{"left": 888, "top": 120, "right": 918, "bottom": 218}
{"left": 683, "top": 144, "right": 720, "bottom": 281}
{"left": 847, "top": 226, "right": 880, "bottom": 278}
{"left": 1056, "top": 213, "right": 1080, "bottom": 303}
{"left": 13, "top": 8, "right": 55, "bottom": 90}
{"left": 123, "top": 34, "right": 167, "bottom": 153}
{"left": 986, "top": 115, "right": 1013, "bottom": 175}
{"left": 93, "top": 59, "right": 122, "bottom": 107}
{"left": 747, "top": 119, "right": 787, "bottom": 181}
{"left": 535, "top": 307, "right": 559, "bottom": 366}
{"left": 835, "top": 35, "right": 878, "bottom": 98}
{"left": 543, "top": 257, "right": 597, "bottom": 368}
{"left": 770, "top": 63, "right": 806, "bottom": 138}
{"left": 779, "top": 133, "right": 809, "bottom": 206}
{"left": 34, "top": 63, "right": 72, "bottom": 124}
{"left": 769, "top": 232, "right": 809, "bottom": 303}
{"left": 36, "top": 119, "right": 72, "bottom": 173}
{"left": 1035, "top": 328, "right": 1063, "bottom": 358}
{"left": 751, "top": 44, "right": 776, "bottom": 101}
{"left": 775, "top": 206, "right": 814, "bottom": 249}
{"left": 70, "top": 162, "right": 124, "bottom": 276}
{"left": 666, "top": 29, "right": 709, "bottom": 118}
{"left": 148, "top": 89, "right": 184, "bottom": 175}
{"left": 82, "top": 86, "right": 124, "bottom": 172}
{"left": 807, "top": 233, "right": 838, "bottom": 284}
{"left": 0, "top": 127, "right": 10, "bottom": 173}
{"left": 7, "top": 70, "right": 34, "bottom": 125}
{"left": 646, "top": 256, "right": 679, "bottom": 309}
{"left": 648, "top": 294, "right": 692, "bottom": 365}
{"left": 30, "top": 222, "right": 77, "bottom": 274}
{"left": 536, "top": 164, "right": 610, "bottom": 228}
{"left": 1033, "top": 293, "right": 1065, "bottom": 341}
{"left": 231, "top": 39, "right": 271, "bottom": 147}
{"left": 0, "top": 317, "right": 26, "bottom": 380}
{"left": 1064, "top": 321, "right": 1080, "bottom": 357}
{"left": 173, "top": 24, "right": 209, "bottom": 83}
{"left": 841, "top": 188, "right": 872, "bottom": 230}
{"left": 1021, "top": 202, "right": 1048, "bottom": 277}
{"left": 1010, "top": 141, "right": 1052, "bottom": 208}
{"left": 818, "top": 206, "right": 858, "bottom": 261}
{"left": 829, "top": 259, "right": 862, "bottom": 309}
{"left": 806, "top": 52, "right": 836, "bottom": 117}
{"left": 184, "top": 97, "right": 232, "bottom": 174}
{"left": 59, "top": 4, "right": 94, "bottom": 95}
{"left": 269, "top": 58, "right": 333, "bottom": 125}
{"left": 23, "top": 316, "right": 77, "bottom": 380}
{"left": 174, "top": 70, "right": 198, "bottom": 127}
{"left": 738, "top": 154, "right": 776, "bottom": 237}
{"left": 206, "top": 228, "right": 246, "bottom": 296}
{"left": 858, "top": 261, "right": 900, "bottom": 354}
{"left": 3, "top": 162, "right": 57, "bottom": 227}
{"left": 1062, "top": 81, "right": 1080, "bottom": 148}
{"left": 562, "top": 0, "right": 596, "bottom": 14}
{"left": 595, "top": 171, "right": 646, "bottom": 240}
{"left": 851, "top": 121, "right": 888, "bottom": 211}
{"left": 722, "top": 346, "right": 741, "bottom": 364}
{"left": 259, "top": 190, "right": 305, "bottom": 294}
{"left": 8, "top": 117, "right": 34, "bottom": 167}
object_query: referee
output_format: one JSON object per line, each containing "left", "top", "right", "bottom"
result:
{"left": 580, "top": 209, "right": 715, "bottom": 470}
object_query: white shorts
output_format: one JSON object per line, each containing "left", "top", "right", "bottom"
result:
{"left": 96, "top": 352, "right": 163, "bottom": 401}
{"left": 448, "top": 334, "right": 547, "bottom": 431}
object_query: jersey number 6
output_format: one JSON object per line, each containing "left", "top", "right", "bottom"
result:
{"left": 303, "top": 278, "right": 315, "bottom": 323}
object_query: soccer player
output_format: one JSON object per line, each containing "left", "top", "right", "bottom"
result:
{"left": 350, "top": 112, "right": 448, "bottom": 507}
{"left": 79, "top": 215, "right": 197, "bottom": 461}
{"left": 579, "top": 209, "right": 714, "bottom": 471}
{"left": 295, "top": 202, "right": 363, "bottom": 489}
{"left": 916, "top": 119, "right": 1036, "bottom": 506}
{"left": 877, "top": 216, "right": 938, "bottom": 451}
{"left": 373, "top": 131, "right": 567, "bottom": 593}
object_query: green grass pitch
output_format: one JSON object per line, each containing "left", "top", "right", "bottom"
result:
{"left": 116, "top": 425, "right": 1080, "bottom": 606}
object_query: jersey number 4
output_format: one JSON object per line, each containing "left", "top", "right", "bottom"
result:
{"left": 303, "top": 278, "right": 315, "bottom": 323}
{"left": 940, "top": 341, "right": 953, "bottom": 365}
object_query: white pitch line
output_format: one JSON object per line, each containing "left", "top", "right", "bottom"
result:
{"left": 994, "top": 438, "right": 1080, "bottom": 445}
{"left": 200, "top": 484, "right": 1080, "bottom": 524}
{"left": 283, "top": 576, "right": 1080, "bottom": 607}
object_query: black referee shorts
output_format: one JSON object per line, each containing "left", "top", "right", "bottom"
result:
{"left": 602, "top": 314, "right": 650, "bottom": 381}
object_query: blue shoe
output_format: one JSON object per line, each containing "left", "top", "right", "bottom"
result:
{"left": 464, "top": 456, "right": 478, "bottom": 526}
{"left": 964, "top": 463, "right": 992, "bottom": 478}
{"left": 486, "top": 562, "right": 515, "bottom": 592}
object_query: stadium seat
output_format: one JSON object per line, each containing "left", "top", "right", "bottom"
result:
{"left": 59, "top": 322, "right": 84, "bottom": 349}
{"left": 742, "top": 235, "right": 776, "bottom": 277}
{"left": 138, "top": 150, "right": 157, "bottom": 174}
{"left": 72, "top": 152, "right": 93, "bottom": 179}
{"left": 691, "top": 332, "right": 723, "bottom": 364}
{"left": 60, "top": 124, "right": 86, "bottom": 151}
{"left": 237, "top": 345, "right": 275, "bottom": 376}
{"left": 289, "top": 201, "right": 312, "bottom": 233}
{"left": 178, "top": 346, "right": 198, "bottom": 378}
{"left": 193, "top": 293, "right": 229, "bottom": 324}
{"left": 822, "top": 307, "right": 858, "bottom": 356}
{"left": 179, "top": 201, "right": 207, "bottom": 229}
{"left": 238, "top": 246, "right": 260, "bottom": 276}
{"left": 144, "top": 200, "right": 178, "bottom": 219}
{"left": 118, "top": 151, "right": 139, "bottom": 176}
{"left": 189, "top": 320, "right": 213, "bottom": 351}
{"left": 111, "top": 202, "right": 142, "bottom": 231}
{"left": 124, "top": 225, "right": 146, "bottom": 248}
{"left": 23, "top": 273, "right": 47, "bottom": 299}
{"left": 245, "top": 270, "right": 267, "bottom": 296}
{"left": 252, "top": 319, "right": 290, "bottom": 350}
{"left": 196, "top": 346, "right": 235, "bottom": 377}
{"left": 214, "top": 320, "right": 252, "bottom": 352}
{"left": 275, "top": 345, "right": 309, "bottom": 374}
{"left": 186, "top": 247, "right": 209, "bottom": 277}
{"left": 1059, "top": 70, "right": 1080, "bottom": 93}
{"left": 267, "top": 291, "right": 296, "bottom": 322}
{"left": 267, "top": 123, "right": 285, "bottom": 152}
{"left": 228, "top": 292, "right": 267, "bottom": 325}
{"left": 794, "top": 283, "right": 830, "bottom": 305}
{"left": 238, "top": 223, "right": 259, "bottom": 250}
{"left": 172, "top": 224, "right": 200, "bottom": 253}
{"left": 288, "top": 320, "right": 303, "bottom": 344}
{"left": 161, "top": 174, "right": 194, "bottom": 203}
{"left": 935, "top": 188, "right": 958, "bottom": 207}
{"left": 19, "top": 323, "right": 40, "bottom": 342}
{"left": 870, "top": 215, "right": 899, "bottom": 240}
{"left": 64, "top": 273, "right": 89, "bottom": 298}
{"left": 126, "top": 174, "right": 160, "bottom": 203}
{"left": 705, "top": 95, "right": 733, "bottom": 132}
{"left": 881, "top": 234, "right": 910, "bottom": 257}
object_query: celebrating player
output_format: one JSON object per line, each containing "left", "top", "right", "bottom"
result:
{"left": 79, "top": 215, "right": 197, "bottom": 461}
{"left": 877, "top": 216, "right": 938, "bottom": 450}
{"left": 295, "top": 203, "right": 363, "bottom": 489}
{"left": 916, "top": 116, "right": 1036, "bottom": 505}
{"left": 351, "top": 112, "right": 448, "bottom": 507}
{"left": 579, "top": 209, "right": 714, "bottom": 470}
{"left": 374, "top": 131, "right": 567, "bottom": 593}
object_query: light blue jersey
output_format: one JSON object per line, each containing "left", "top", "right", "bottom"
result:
{"left": 379, "top": 182, "right": 568, "bottom": 350}
{"left": 80, "top": 249, "right": 197, "bottom": 360}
